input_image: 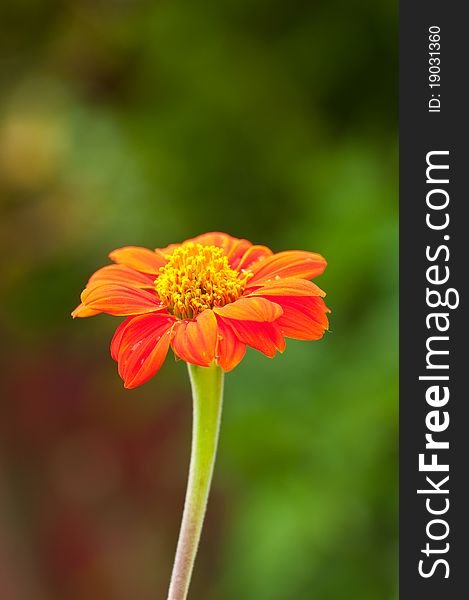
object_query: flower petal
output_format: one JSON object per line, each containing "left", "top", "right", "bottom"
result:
{"left": 87, "top": 264, "right": 155, "bottom": 289}
{"left": 272, "top": 296, "right": 330, "bottom": 340}
{"left": 178, "top": 232, "right": 255, "bottom": 269}
{"left": 155, "top": 242, "right": 181, "bottom": 255}
{"left": 248, "top": 251, "right": 327, "bottom": 285}
{"left": 221, "top": 318, "right": 285, "bottom": 358}
{"left": 247, "top": 277, "right": 326, "bottom": 298}
{"left": 155, "top": 233, "right": 273, "bottom": 273}
{"left": 235, "top": 245, "right": 273, "bottom": 271}
{"left": 213, "top": 297, "right": 282, "bottom": 322}
{"left": 80, "top": 284, "right": 165, "bottom": 316}
{"left": 224, "top": 239, "right": 254, "bottom": 268}
{"left": 188, "top": 232, "right": 244, "bottom": 255}
{"left": 71, "top": 303, "right": 101, "bottom": 318}
{"left": 171, "top": 309, "right": 218, "bottom": 366}
{"left": 110, "top": 316, "right": 134, "bottom": 360}
{"left": 113, "top": 314, "right": 174, "bottom": 388}
{"left": 215, "top": 316, "right": 246, "bottom": 371}
{"left": 109, "top": 246, "right": 167, "bottom": 274}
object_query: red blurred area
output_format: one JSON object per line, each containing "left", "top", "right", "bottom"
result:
{"left": 0, "top": 338, "right": 225, "bottom": 599}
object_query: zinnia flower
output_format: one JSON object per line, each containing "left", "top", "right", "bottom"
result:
{"left": 73, "top": 231, "right": 331, "bottom": 599}
{"left": 72, "top": 232, "right": 330, "bottom": 388}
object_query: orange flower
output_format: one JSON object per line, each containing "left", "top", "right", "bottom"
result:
{"left": 72, "top": 232, "right": 330, "bottom": 388}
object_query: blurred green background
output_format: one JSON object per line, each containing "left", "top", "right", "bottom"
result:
{"left": 0, "top": 1, "right": 397, "bottom": 599}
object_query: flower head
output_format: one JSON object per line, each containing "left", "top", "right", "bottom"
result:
{"left": 72, "top": 232, "right": 330, "bottom": 388}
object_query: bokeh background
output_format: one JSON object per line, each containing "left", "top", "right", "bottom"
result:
{"left": 0, "top": 1, "right": 397, "bottom": 599}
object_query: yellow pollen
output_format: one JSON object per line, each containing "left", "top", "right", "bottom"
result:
{"left": 155, "top": 242, "right": 252, "bottom": 319}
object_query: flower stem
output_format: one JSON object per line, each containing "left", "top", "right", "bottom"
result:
{"left": 167, "top": 362, "right": 224, "bottom": 600}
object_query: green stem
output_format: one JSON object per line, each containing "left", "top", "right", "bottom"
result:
{"left": 167, "top": 362, "right": 224, "bottom": 600}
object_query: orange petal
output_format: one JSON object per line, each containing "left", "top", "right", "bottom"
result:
{"left": 71, "top": 303, "right": 101, "bottom": 318}
{"left": 224, "top": 239, "right": 253, "bottom": 268}
{"left": 110, "top": 316, "right": 134, "bottom": 360}
{"left": 247, "top": 278, "right": 326, "bottom": 298}
{"left": 112, "top": 313, "right": 174, "bottom": 362}
{"left": 248, "top": 251, "right": 327, "bottom": 285}
{"left": 215, "top": 316, "right": 246, "bottom": 371}
{"left": 181, "top": 232, "right": 253, "bottom": 268}
{"left": 273, "top": 296, "right": 330, "bottom": 340}
{"left": 155, "top": 242, "right": 181, "bottom": 255}
{"left": 156, "top": 233, "right": 244, "bottom": 259}
{"left": 156, "top": 233, "right": 270, "bottom": 272}
{"left": 80, "top": 284, "right": 165, "bottom": 316}
{"left": 213, "top": 297, "right": 283, "bottom": 322}
{"left": 221, "top": 318, "right": 285, "bottom": 358}
{"left": 188, "top": 232, "right": 244, "bottom": 254}
{"left": 171, "top": 310, "right": 218, "bottom": 367}
{"left": 235, "top": 245, "right": 273, "bottom": 271}
{"left": 113, "top": 314, "right": 174, "bottom": 388}
{"left": 109, "top": 246, "right": 167, "bottom": 274}
{"left": 88, "top": 264, "right": 155, "bottom": 289}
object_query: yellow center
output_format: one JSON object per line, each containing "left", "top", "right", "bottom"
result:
{"left": 155, "top": 242, "right": 251, "bottom": 319}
